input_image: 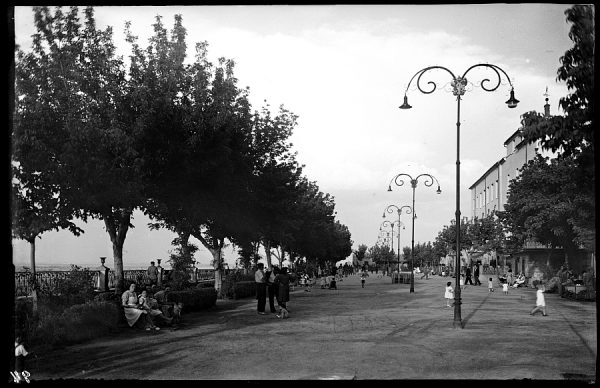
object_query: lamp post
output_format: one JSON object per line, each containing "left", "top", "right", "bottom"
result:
{"left": 383, "top": 204, "right": 412, "bottom": 274}
{"left": 388, "top": 173, "right": 441, "bottom": 293}
{"left": 399, "top": 64, "right": 518, "bottom": 328}
{"left": 380, "top": 220, "right": 400, "bottom": 275}
{"left": 380, "top": 220, "right": 399, "bottom": 254}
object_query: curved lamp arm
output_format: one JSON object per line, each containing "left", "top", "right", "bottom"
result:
{"left": 400, "top": 63, "right": 518, "bottom": 109}
{"left": 383, "top": 204, "right": 413, "bottom": 218}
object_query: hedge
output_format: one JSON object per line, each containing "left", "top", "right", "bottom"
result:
{"left": 165, "top": 287, "right": 217, "bottom": 312}
{"left": 220, "top": 280, "right": 256, "bottom": 300}
{"left": 15, "top": 298, "right": 121, "bottom": 350}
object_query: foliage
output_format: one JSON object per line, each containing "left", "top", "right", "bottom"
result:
{"left": 499, "top": 155, "right": 585, "bottom": 258}
{"left": 165, "top": 288, "right": 217, "bottom": 311}
{"left": 468, "top": 214, "right": 507, "bottom": 253}
{"left": 220, "top": 280, "right": 256, "bottom": 300}
{"left": 35, "top": 265, "right": 97, "bottom": 305}
{"left": 433, "top": 219, "right": 473, "bottom": 256}
{"left": 167, "top": 236, "right": 198, "bottom": 291}
{"left": 511, "top": 4, "right": 595, "bottom": 254}
{"left": 365, "top": 244, "right": 396, "bottom": 265}
{"left": 15, "top": 298, "right": 120, "bottom": 350}
{"left": 521, "top": 5, "right": 594, "bottom": 159}
{"left": 354, "top": 244, "right": 368, "bottom": 262}
{"left": 13, "top": 7, "right": 354, "bottom": 296}
{"left": 14, "top": 6, "right": 144, "bottom": 294}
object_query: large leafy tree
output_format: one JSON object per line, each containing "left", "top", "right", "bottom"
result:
{"left": 366, "top": 244, "right": 395, "bottom": 266}
{"left": 468, "top": 214, "right": 506, "bottom": 254}
{"left": 499, "top": 155, "right": 584, "bottom": 262}
{"left": 14, "top": 7, "right": 141, "bottom": 293}
{"left": 504, "top": 4, "right": 594, "bottom": 257}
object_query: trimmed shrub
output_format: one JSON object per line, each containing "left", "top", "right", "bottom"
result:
{"left": 165, "top": 288, "right": 217, "bottom": 312}
{"left": 221, "top": 270, "right": 256, "bottom": 299}
{"left": 15, "top": 299, "right": 121, "bottom": 350}
{"left": 231, "top": 281, "right": 256, "bottom": 300}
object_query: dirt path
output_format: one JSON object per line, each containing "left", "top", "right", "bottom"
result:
{"left": 30, "top": 273, "right": 596, "bottom": 380}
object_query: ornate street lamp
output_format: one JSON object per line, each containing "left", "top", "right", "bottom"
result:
{"left": 383, "top": 204, "right": 412, "bottom": 275}
{"left": 388, "top": 173, "right": 441, "bottom": 293}
{"left": 380, "top": 220, "right": 400, "bottom": 275}
{"left": 399, "top": 64, "right": 518, "bottom": 328}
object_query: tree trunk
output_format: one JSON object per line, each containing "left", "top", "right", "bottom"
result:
{"left": 263, "top": 240, "right": 272, "bottom": 270}
{"left": 192, "top": 232, "right": 224, "bottom": 296}
{"left": 210, "top": 248, "right": 223, "bottom": 295}
{"left": 104, "top": 208, "right": 132, "bottom": 294}
{"left": 28, "top": 237, "right": 38, "bottom": 315}
{"left": 179, "top": 231, "right": 191, "bottom": 259}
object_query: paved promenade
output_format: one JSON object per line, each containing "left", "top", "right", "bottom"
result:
{"left": 32, "top": 273, "right": 596, "bottom": 381}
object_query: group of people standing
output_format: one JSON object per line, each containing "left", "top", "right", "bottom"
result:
{"left": 255, "top": 263, "right": 290, "bottom": 319}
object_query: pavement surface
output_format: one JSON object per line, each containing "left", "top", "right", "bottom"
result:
{"left": 30, "top": 273, "right": 596, "bottom": 381}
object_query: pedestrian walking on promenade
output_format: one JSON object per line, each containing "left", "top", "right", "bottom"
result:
{"left": 445, "top": 281, "right": 454, "bottom": 307}
{"left": 360, "top": 272, "right": 366, "bottom": 288}
{"left": 474, "top": 265, "right": 481, "bottom": 285}
{"left": 420, "top": 266, "right": 430, "bottom": 280}
{"left": 255, "top": 263, "right": 267, "bottom": 315}
{"left": 459, "top": 274, "right": 466, "bottom": 290}
{"left": 275, "top": 267, "right": 290, "bottom": 318}
{"left": 488, "top": 277, "right": 494, "bottom": 292}
{"left": 266, "top": 266, "right": 280, "bottom": 314}
{"left": 465, "top": 267, "right": 474, "bottom": 285}
{"left": 530, "top": 284, "right": 547, "bottom": 316}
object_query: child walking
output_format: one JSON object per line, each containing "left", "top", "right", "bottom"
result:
{"left": 360, "top": 272, "right": 366, "bottom": 288}
{"left": 488, "top": 277, "right": 494, "bottom": 292}
{"left": 502, "top": 280, "right": 509, "bottom": 295}
{"left": 445, "top": 281, "right": 454, "bottom": 307}
{"left": 530, "top": 284, "right": 547, "bottom": 316}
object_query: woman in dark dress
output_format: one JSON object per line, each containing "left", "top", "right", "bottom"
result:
{"left": 274, "top": 267, "right": 290, "bottom": 318}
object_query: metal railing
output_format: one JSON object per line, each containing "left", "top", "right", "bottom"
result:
{"left": 14, "top": 268, "right": 217, "bottom": 297}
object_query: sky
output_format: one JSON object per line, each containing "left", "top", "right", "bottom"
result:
{"left": 11, "top": 4, "right": 576, "bottom": 269}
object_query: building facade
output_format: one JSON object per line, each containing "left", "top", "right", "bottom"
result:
{"left": 467, "top": 95, "right": 593, "bottom": 277}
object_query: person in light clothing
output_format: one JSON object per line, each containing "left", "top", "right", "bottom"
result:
{"left": 445, "top": 281, "right": 454, "bottom": 307}
{"left": 14, "top": 336, "right": 29, "bottom": 379}
{"left": 530, "top": 284, "right": 547, "bottom": 316}
{"left": 502, "top": 281, "right": 509, "bottom": 295}
{"left": 488, "top": 277, "right": 494, "bottom": 292}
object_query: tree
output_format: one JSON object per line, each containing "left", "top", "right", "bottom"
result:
{"left": 501, "top": 5, "right": 595, "bottom": 266}
{"left": 365, "top": 244, "right": 395, "bottom": 266}
{"left": 14, "top": 7, "right": 142, "bottom": 294}
{"left": 354, "top": 244, "right": 368, "bottom": 263}
{"left": 11, "top": 163, "right": 83, "bottom": 313}
{"left": 521, "top": 5, "right": 594, "bottom": 160}
{"left": 499, "top": 155, "right": 584, "bottom": 264}
{"left": 468, "top": 214, "right": 506, "bottom": 254}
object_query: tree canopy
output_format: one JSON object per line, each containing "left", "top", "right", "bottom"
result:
{"left": 12, "top": 6, "right": 353, "bottom": 294}
{"left": 501, "top": 4, "right": 595, "bottom": 257}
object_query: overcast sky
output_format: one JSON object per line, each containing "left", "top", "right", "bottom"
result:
{"left": 12, "top": 4, "right": 576, "bottom": 269}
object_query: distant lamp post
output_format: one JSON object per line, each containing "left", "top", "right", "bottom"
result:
{"left": 380, "top": 220, "right": 400, "bottom": 274}
{"left": 388, "top": 173, "right": 441, "bottom": 293}
{"left": 383, "top": 204, "right": 412, "bottom": 274}
{"left": 399, "top": 63, "right": 518, "bottom": 328}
